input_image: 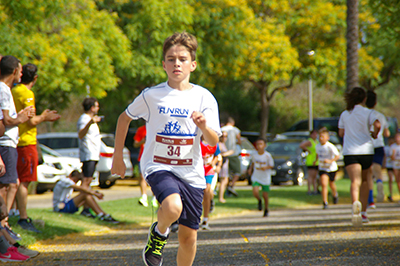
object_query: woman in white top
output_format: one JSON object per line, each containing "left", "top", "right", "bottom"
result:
{"left": 338, "top": 87, "right": 380, "bottom": 226}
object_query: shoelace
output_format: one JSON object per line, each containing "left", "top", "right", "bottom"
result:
{"left": 146, "top": 232, "right": 167, "bottom": 256}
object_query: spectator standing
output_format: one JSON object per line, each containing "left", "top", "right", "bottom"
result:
{"left": 0, "top": 56, "right": 33, "bottom": 216}
{"left": 300, "top": 130, "right": 319, "bottom": 195}
{"left": 248, "top": 138, "right": 274, "bottom": 217}
{"left": 384, "top": 137, "right": 395, "bottom": 201}
{"left": 315, "top": 127, "right": 340, "bottom": 209}
{"left": 52, "top": 170, "right": 118, "bottom": 223}
{"left": 221, "top": 117, "right": 241, "bottom": 197}
{"left": 217, "top": 131, "right": 233, "bottom": 203}
{"left": 390, "top": 132, "right": 400, "bottom": 201}
{"left": 338, "top": 87, "right": 380, "bottom": 226}
{"left": 111, "top": 32, "right": 221, "bottom": 266}
{"left": 12, "top": 63, "right": 60, "bottom": 233}
{"left": 365, "top": 90, "right": 390, "bottom": 205}
{"left": 134, "top": 123, "right": 158, "bottom": 208}
{"left": 77, "top": 97, "right": 102, "bottom": 218}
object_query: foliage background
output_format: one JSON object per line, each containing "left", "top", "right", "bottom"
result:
{"left": 0, "top": 0, "right": 398, "bottom": 135}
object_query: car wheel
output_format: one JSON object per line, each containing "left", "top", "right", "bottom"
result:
{"left": 293, "top": 168, "right": 304, "bottom": 186}
{"left": 36, "top": 184, "right": 47, "bottom": 194}
{"left": 99, "top": 180, "right": 116, "bottom": 189}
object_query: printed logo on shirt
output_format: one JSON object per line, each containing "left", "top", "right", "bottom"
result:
{"left": 27, "top": 97, "right": 33, "bottom": 102}
{"left": 158, "top": 106, "right": 189, "bottom": 118}
{"left": 158, "top": 121, "right": 196, "bottom": 137}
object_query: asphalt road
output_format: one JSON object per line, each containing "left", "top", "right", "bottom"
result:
{"left": 24, "top": 201, "right": 400, "bottom": 266}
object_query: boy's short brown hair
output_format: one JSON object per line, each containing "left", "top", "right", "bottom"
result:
{"left": 163, "top": 32, "right": 198, "bottom": 61}
{"left": 318, "top": 127, "right": 329, "bottom": 135}
{"left": 69, "top": 170, "right": 83, "bottom": 180}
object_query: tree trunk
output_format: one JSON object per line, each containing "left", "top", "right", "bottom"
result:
{"left": 346, "top": 0, "right": 359, "bottom": 91}
{"left": 259, "top": 86, "right": 269, "bottom": 138}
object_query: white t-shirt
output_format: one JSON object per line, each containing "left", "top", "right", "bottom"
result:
{"left": 77, "top": 113, "right": 101, "bottom": 162}
{"left": 250, "top": 151, "right": 274, "bottom": 186}
{"left": 221, "top": 125, "right": 241, "bottom": 156}
{"left": 390, "top": 143, "right": 400, "bottom": 170}
{"left": 384, "top": 145, "right": 393, "bottom": 169}
{"left": 52, "top": 177, "right": 76, "bottom": 211}
{"left": 125, "top": 82, "right": 221, "bottom": 189}
{"left": 0, "top": 82, "right": 19, "bottom": 147}
{"left": 338, "top": 105, "right": 377, "bottom": 156}
{"left": 370, "top": 110, "right": 388, "bottom": 148}
{"left": 316, "top": 141, "right": 339, "bottom": 172}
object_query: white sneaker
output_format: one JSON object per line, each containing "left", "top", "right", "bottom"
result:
{"left": 376, "top": 181, "right": 384, "bottom": 202}
{"left": 200, "top": 220, "right": 210, "bottom": 230}
{"left": 138, "top": 195, "right": 149, "bottom": 207}
{"left": 352, "top": 201, "right": 362, "bottom": 227}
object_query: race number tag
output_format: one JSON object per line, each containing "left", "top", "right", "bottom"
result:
{"left": 153, "top": 135, "right": 194, "bottom": 166}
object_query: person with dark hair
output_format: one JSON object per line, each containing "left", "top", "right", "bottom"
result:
{"left": 77, "top": 97, "right": 102, "bottom": 218}
{"left": 0, "top": 56, "right": 33, "bottom": 228}
{"left": 300, "top": 129, "right": 319, "bottom": 195}
{"left": 11, "top": 63, "right": 60, "bottom": 233}
{"left": 365, "top": 90, "right": 390, "bottom": 206}
{"left": 338, "top": 87, "right": 381, "bottom": 226}
{"left": 52, "top": 170, "right": 118, "bottom": 223}
{"left": 248, "top": 138, "right": 274, "bottom": 217}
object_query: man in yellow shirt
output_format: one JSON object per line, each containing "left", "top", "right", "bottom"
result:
{"left": 12, "top": 63, "right": 60, "bottom": 233}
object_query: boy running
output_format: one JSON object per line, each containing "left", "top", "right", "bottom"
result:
{"left": 315, "top": 127, "right": 340, "bottom": 209}
{"left": 248, "top": 138, "right": 274, "bottom": 217}
{"left": 111, "top": 32, "right": 221, "bottom": 266}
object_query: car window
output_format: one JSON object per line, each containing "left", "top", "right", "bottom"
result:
{"left": 240, "top": 138, "right": 255, "bottom": 150}
{"left": 38, "top": 137, "right": 79, "bottom": 149}
{"left": 101, "top": 136, "right": 115, "bottom": 147}
{"left": 266, "top": 142, "right": 300, "bottom": 156}
{"left": 39, "top": 144, "right": 63, "bottom": 157}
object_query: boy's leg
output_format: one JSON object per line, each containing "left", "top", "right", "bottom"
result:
{"left": 360, "top": 168, "right": 370, "bottom": 212}
{"left": 262, "top": 191, "right": 269, "bottom": 210}
{"left": 218, "top": 177, "right": 228, "bottom": 203}
{"left": 388, "top": 170, "right": 393, "bottom": 199}
{"left": 157, "top": 193, "right": 182, "bottom": 234}
{"left": 320, "top": 174, "right": 329, "bottom": 204}
{"left": 252, "top": 186, "right": 261, "bottom": 201}
{"left": 177, "top": 225, "right": 197, "bottom": 266}
{"left": 395, "top": 169, "right": 400, "bottom": 195}
{"left": 202, "top": 184, "right": 211, "bottom": 221}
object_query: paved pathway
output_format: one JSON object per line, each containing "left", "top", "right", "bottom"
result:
{"left": 24, "top": 202, "right": 400, "bottom": 265}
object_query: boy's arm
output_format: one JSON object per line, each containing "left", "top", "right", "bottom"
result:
{"left": 78, "top": 116, "right": 101, "bottom": 139}
{"left": 70, "top": 184, "right": 104, "bottom": 200}
{"left": 299, "top": 140, "right": 311, "bottom": 151}
{"left": 111, "top": 112, "right": 133, "bottom": 178}
{"left": 191, "top": 111, "right": 219, "bottom": 146}
{"left": 0, "top": 155, "right": 5, "bottom": 177}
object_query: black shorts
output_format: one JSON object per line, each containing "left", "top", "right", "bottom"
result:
{"left": 344, "top": 155, "right": 373, "bottom": 170}
{"left": 387, "top": 168, "right": 393, "bottom": 172}
{"left": 319, "top": 171, "right": 337, "bottom": 182}
{"left": 372, "top": 147, "right": 385, "bottom": 166}
{"left": 81, "top": 161, "right": 98, "bottom": 178}
{"left": 307, "top": 166, "right": 318, "bottom": 170}
{"left": 146, "top": 171, "right": 204, "bottom": 230}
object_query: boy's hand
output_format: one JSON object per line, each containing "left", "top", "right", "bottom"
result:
{"left": 111, "top": 157, "right": 126, "bottom": 179}
{"left": 42, "top": 109, "right": 61, "bottom": 122}
{"left": 95, "top": 191, "right": 104, "bottom": 200}
{"left": 191, "top": 111, "right": 206, "bottom": 130}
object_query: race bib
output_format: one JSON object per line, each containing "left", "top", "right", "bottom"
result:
{"left": 153, "top": 135, "right": 194, "bottom": 166}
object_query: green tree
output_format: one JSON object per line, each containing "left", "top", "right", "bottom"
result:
{"left": 0, "top": 0, "right": 131, "bottom": 112}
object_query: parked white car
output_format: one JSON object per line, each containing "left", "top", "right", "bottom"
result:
{"left": 36, "top": 144, "right": 99, "bottom": 193}
{"left": 37, "top": 132, "right": 133, "bottom": 188}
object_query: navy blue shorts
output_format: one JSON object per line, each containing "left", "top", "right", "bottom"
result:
{"left": 344, "top": 155, "right": 373, "bottom": 170}
{"left": 373, "top": 147, "right": 385, "bottom": 166}
{"left": 146, "top": 171, "right": 204, "bottom": 230}
{"left": 59, "top": 200, "right": 79, "bottom": 214}
{"left": 82, "top": 161, "right": 98, "bottom": 178}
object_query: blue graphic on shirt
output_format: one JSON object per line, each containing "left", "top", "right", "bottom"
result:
{"left": 159, "top": 121, "right": 196, "bottom": 136}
